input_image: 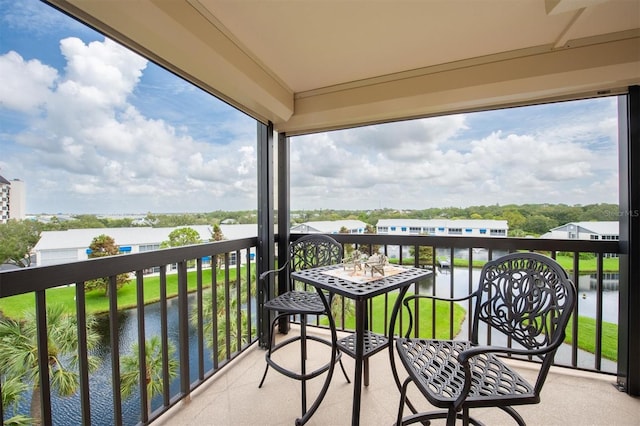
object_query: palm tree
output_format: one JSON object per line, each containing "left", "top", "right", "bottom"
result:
{"left": 120, "top": 336, "right": 178, "bottom": 419}
{"left": 193, "top": 279, "right": 253, "bottom": 361}
{"left": 0, "top": 305, "right": 100, "bottom": 424}
{"left": 1, "top": 375, "right": 33, "bottom": 425}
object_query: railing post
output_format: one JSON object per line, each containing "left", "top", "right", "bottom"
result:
{"left": 108, "top": 275, "right": 123, "bottom": 425}
{"left": 277, "top": 131, "right": 291, "bottom": 335}
{"left": 135, "top": 271, "right": 148, "bottom": 422}
{"left": 35, "top": 290, "right": 52, "bottom": 426}
{"left": 257, "top": 121, "right": 275, "bottom": 347}
{"left": 617, "top": 85, "right": 640, "bottom": 396}
{"left": 75, "top": 282, "right": 91, "bottom": 423}
{"left": 177, "top": 260, "right": 190, "bottom": 399}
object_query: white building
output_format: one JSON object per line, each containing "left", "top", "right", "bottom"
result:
{"left": 376, "top": 219, "right": 509, "bottom": 237}
{"left": 0, "top": 175, "right": 26, "bottom": 223}
{"left": 541, "top": 221, "right": 619, "bottom": 241}
{"left": 33, "top": 224, "right": 258, "bottom": 268}
{"left": 8, "top": 179, "right": 25, "bottom": 221}
{"left": 291, "top": 220, "right": 368, "bottom": 234}
{"left": 0, "top": 175, "right": 9, "bottom": 224}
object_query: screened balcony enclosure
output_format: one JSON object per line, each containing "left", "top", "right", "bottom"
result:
{"left": 1, "top": 0, "right": 640, "bottom": 425}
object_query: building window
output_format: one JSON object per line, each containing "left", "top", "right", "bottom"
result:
{"left": 409, "top": 227, "right": 421, "bottom": 233}
{"left": 479, "top": 229, "right": 487, "bottom": 234}
{"left": 465, "top": 228, "right": 472, "bottom": 233}
{"left": 378, "top": 226, "right": 388, "bottom": 233}
{"left": 591, "top": 235, "right": 599, "bottom": 240}
{"left": 490, "top": 229, "right": 506, "bottom": 236}
{"left": 448, "top": 228, "right": 462, "bottom": 235}
{"left": 425, "top": 227, "right": 435, "bottom": 234}
{"left": 390, "top": 226, "right": 396, "bottom": 231}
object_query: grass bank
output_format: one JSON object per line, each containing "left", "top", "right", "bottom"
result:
{"left": 0, "top": 265, "right": 617, "bottom": 362}
{"left": 0, "top": 267, "right": 243, "bottom": 319}
{"left": 445, "top": 254, "right": 619, "bottom": 273}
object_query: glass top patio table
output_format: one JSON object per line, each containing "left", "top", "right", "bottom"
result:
{"left": 291, "top": 264, "right": 432, "bottom": 426}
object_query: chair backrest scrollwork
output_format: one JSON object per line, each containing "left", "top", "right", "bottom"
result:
{"left": 472, "top": 252, "right": 576, "bottom": 358}
{"left": 289, "top": 235, "right": 343, "bottom": 290}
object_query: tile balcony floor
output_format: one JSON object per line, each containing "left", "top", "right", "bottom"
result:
{"left": 155, "top": 327, "right": 640, "bottom": 426}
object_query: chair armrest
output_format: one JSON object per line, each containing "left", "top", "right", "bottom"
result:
{"left": 457, "top": 344, "right": 552, "bottom": 365}
{"left": 259, "top": 260, "right": 290, "bottom": 281}
{"left": 402, "top": 293, "right": 475, "bottom": 307}
{"left": 400, "top": 293, "right": 476, "bottom": 338}
{"left": 452, "top": 343, "right": 561, "bottom": 411}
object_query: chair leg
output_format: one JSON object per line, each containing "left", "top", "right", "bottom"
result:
{"left": 258, "top": 362, "right": 270, "bottom": 389}
{"left": 446, "top": 409, "right": 457, "bottom": 426}
{"left": 258, "top": 312, "right": 280, "bottom": 388}
{"left": 259, "top": 309, "right": 349, "bottom": 421}
{"left": 396, "top": 377, "right": 412, "bottom": 425}
{"left": 462, "top": 407, "right": 470, "bottom": 426}
{"left": 337, "top": 353, "right": 351, "bottom": 383}
{"left": 499, "top": 406, "right": 526, "bottom": 426}
{"left": 364, "top": 358, "right": 370, "bottom": 386}
{"left": 300, "top": 315, "right": 307, "bottom": 415}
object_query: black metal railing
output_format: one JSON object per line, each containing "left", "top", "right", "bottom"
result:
{"left": 0, "top": 237, "right": 259, "bottom": 425}
{"left": 0, "top": 233, "right": 621, "bottom": 425}
{"left": 292, "top": 233, "right": 621, "bottom": 375}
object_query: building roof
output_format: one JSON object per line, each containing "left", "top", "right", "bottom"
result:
{"left": 376, "top": 219, "right": 509, "bottom": 229}
{"left": 47, "top": 0, "right": 640, "bottom": 136}
{"left": 0, "top": 174, "right": 10, "bottom": 185}
{"left": 550, "top": 221, "right": 619, "bottom": 235}
{"left": 291, "top": 220, "right": 368, "bottom": 234}
{"left": 34, "top": 224, "right": 257, "bottom": 251}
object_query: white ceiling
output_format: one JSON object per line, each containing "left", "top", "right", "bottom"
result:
{"left": 202, "top": 0, "right": 636, "bottom": 92}
{"left": 47, "top": 0, "right": 640, "bottom": 135}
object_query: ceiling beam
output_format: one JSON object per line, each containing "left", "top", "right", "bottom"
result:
{"left": 280, "top": 35, "right": 640, "bottom": 135}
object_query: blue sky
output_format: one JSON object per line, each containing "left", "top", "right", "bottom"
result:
{"left": 0, "top": 0, "right": 619, "bottom": 215}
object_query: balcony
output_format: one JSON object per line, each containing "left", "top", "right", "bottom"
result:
{"left": 3, "top": 1, "right": 639, "bottom": 423}
{"left": 1, "top": 233, "right": 633, "bottom": 425}
{"left": 153, "top": 328, "right": 638, "bottom": 426}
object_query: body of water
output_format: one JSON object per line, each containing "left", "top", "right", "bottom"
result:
{"left": 8, "top": 292, "right": 215, "bottom": 425}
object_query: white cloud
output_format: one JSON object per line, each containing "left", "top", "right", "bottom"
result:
{"left": 0, "top": 51, "right": 57, "bottom": 112}
{"left": 0, "top": 2, "right": 620, "bottom": 214}
{"left": 60, "top": 37, "right": 147, "bottom": 107}
{"left": 290, "top": 100, "right": 619, "bottom": 210}
{"left": 2, "top": 35, "right": 257, "bottom": 213}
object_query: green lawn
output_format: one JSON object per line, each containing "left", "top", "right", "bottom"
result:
{"left": 565, "top": 315, "right": 618, "bottom": 361}
{"left": 327, "top": 292, "right": 467, "bottom": 339}
{"left": 447, "top": 254, "right": 619, "bottom": 273}
{"left": 0, "top": 265, "right": 618, "bottom": 362}
{"left": 0, "top": 267, "right": 245, "bottom": 319}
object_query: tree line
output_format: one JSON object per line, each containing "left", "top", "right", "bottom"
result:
{"left": 0, "top": 203, "right": 618, "bottom": 268}
{"left": 303, "top": 202, "right": 618, "bottom": 236}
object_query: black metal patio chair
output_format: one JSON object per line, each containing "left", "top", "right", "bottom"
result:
{"left": 258, "top": 234, "right": 350, "bottom": 425}
{"left": 395, "top": 252, "right": 576, "bottom": 425}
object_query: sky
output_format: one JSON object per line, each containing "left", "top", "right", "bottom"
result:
{"left": 0, "top": 0, "right": 620, "bottom": 215}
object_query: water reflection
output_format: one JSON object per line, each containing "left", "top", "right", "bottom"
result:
{"left": 425, "top": 265, "right": 619, "bottom": 325}
{"left": 9, "top": 292, "right": 211, "bottom": 426}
